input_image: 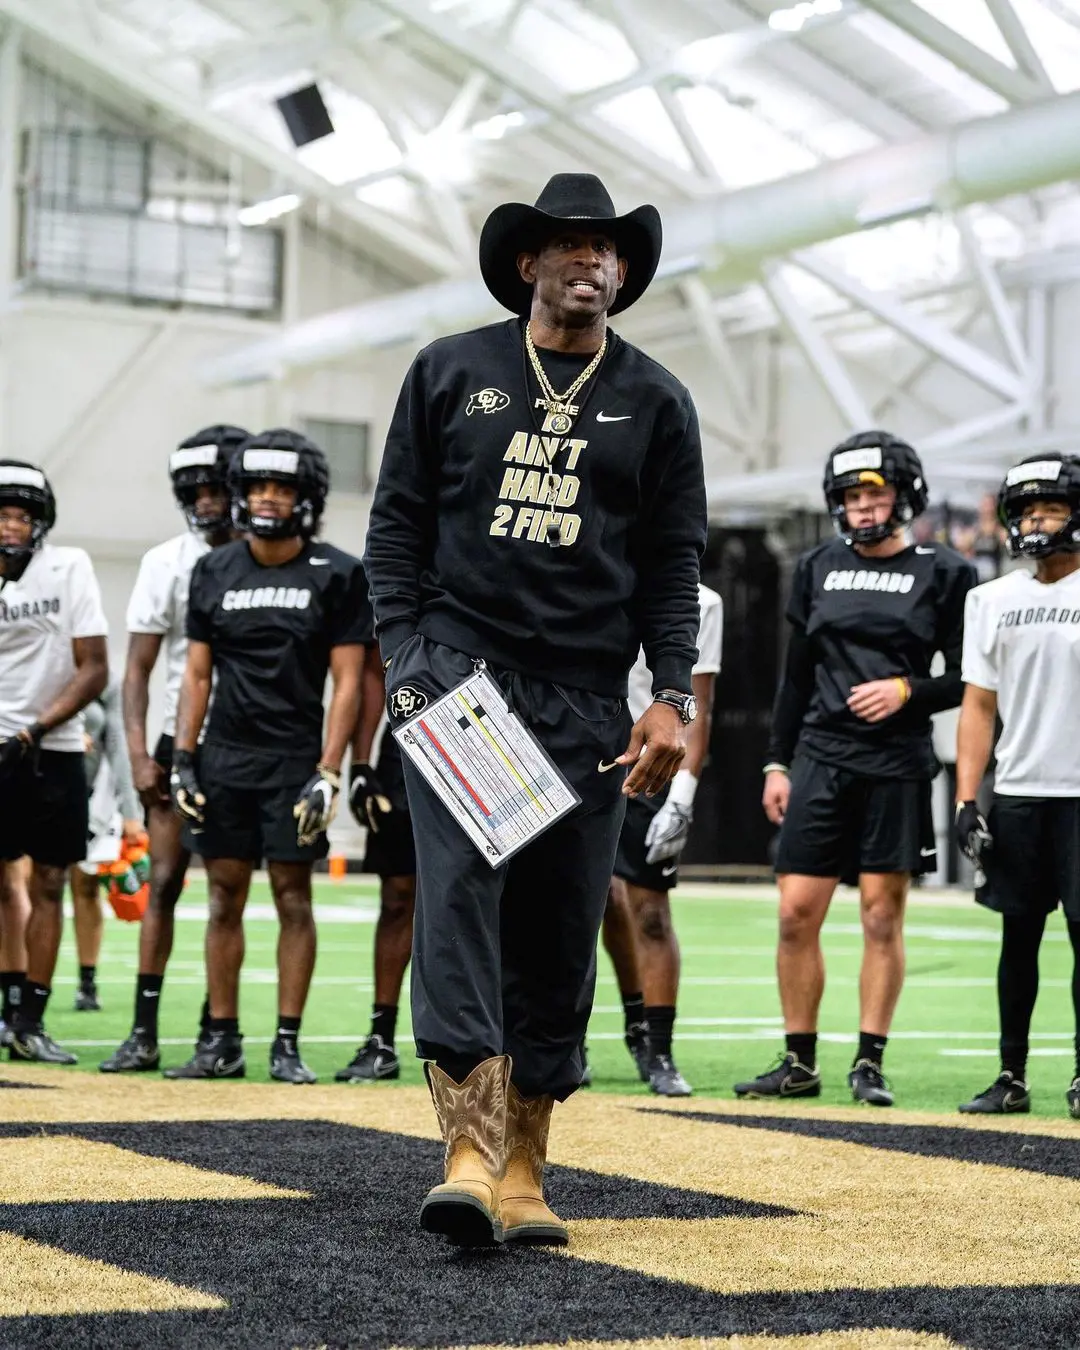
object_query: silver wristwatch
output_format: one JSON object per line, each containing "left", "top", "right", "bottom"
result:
{"left": 652, "top": 689, "right": 697, "bottom": 724}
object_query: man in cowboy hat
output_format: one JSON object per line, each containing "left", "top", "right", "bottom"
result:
{"left": 365, "top": 173, "right": 707, "bottom": 1248}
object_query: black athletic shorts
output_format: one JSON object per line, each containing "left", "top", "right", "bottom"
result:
{"left": 613, "top": 787, "right": 677, "bottom": 892}
{"left": 153, "top": 733, "right": 174, "bottom": 772}
{"left": 361, "top": 733, "right": 415, "bottom": 879}
{"left": 775, "top": 753, "right": 936, "bottom": 885}
{"left": 182, "top": 744, "right": 327, "bottom": 865}
{"left": 0, "top": 749, "right": 88, "bottom": 868}
{"left": 977, "top": 794, "right": 1080, "bottom": 921}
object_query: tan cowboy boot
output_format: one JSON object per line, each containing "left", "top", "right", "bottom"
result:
{"left": 500, "top": 1082, "right": 568, "bottom": 1245}
{"left": 420, "top": 1054, "right": 509, "bottom": 1246}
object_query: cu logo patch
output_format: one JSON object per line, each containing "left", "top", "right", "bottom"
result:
{"left": 466, "top": 387, "right": 510, "bottom": 416}
{"left": 4, "top": 1085, "right": 1080, "bottom": 1347}
{"left": 390, "top": 684, "right": 428, "bottom": 719}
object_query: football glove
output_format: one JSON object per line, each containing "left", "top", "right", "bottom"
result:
{"left": 954, "top": 800, "right": 993, "bottom": 863}
{"left": 0, "top": 722, "right": 44, "bottom": 781}
{"left": 645, "top": 799, "right": 694, "bottom": 865}
{"left": 294, "top": 765, "right": 341, "bottom": 846}
{"left": 349, "top": 762, "right": 393, "bottom": 833}
{"left": 170, "top": 749, "right": 206, "bottom": 826}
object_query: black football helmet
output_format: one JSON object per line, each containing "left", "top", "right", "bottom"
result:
{"left": 823, "top": 430, "right": 928, "bottom": 546}
{"left": 170, "top": 426, "right": 249, "bottom": 534}
{"left": 228, "top": 429, "right": 330, "bottom": 540}
{"left": 0, "top": 459, "right": 56, "bottom": 585}
{"left": 998, "top": 452, "right": 1080, "bottom": 559}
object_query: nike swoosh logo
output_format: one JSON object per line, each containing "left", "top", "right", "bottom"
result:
{"left": 920, "top": 847, "right": 936, "bottom": 857}
{"left": 309, "top": 558, "right": 330, "bottom": 566}
{"left": 144, "top": 991, "right": 159, "bottom": 998}
{"left": 597, "top": 759, "right": 621, "bottom": 773}
{"left": 596, "top": 412, "right": 631, "bottom": 423}
{"left": 915, "top": 546, "right": 934, "bottom": 554}
{"left": 661, "top": 864, "right": 677, "bottom": 877}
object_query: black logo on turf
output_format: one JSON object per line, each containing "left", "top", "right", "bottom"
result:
{"left": 390, "top": 685, "right": 428, "bottom": 719}
{"left": 466, "top": 388, "right": 510, "bottom": 416}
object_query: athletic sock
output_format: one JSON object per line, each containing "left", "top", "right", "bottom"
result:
{"left": 1, "top": 970, "right": 24, "bottom": 1023}
{"left": 370, "top": 1003, "right": 397, "bottom": 1046}
{"left": 621, "top": 991, "right": 647, "bottom": 1035}
{"left": 133, "top": 974, "right": 164, "bottom": 1038}
{"left": 999, "top": 913, "right": 1045, "bottom": 1086}
{"left": 856, "top": 1031, "right": 888, "bottom": 1068}
{"left": 1001, "top": 1046, "right": 1029, "bottom": 1082}
{"left": 276, "top": 1014, "right": 301, "bottom": 1053}
{"left": 17, "top": 983, "right": 50, "bottom": 1030}
{"left": 198, "top": 997, "right": 211, "bottom": 1036}
{"left": 645, "top": 1005, "right": 676, "bottom": 1057}
{"left": 1067, "top": 919, "right": 1080, "bottom": 1081}
{"left": 209, "top": 1016, "right": 240, "bottom": 1040}
{"left": 786, "top": 1031, "right": 817, "bottom": 1067}
{"left": 79, "top": 964, "right": 96, "bottom": 992}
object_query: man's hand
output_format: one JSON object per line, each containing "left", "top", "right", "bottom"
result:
{"left": 122, "top": 818, "right": 144, "bottom": 848}
{"left": 955, "top": 800, "right": 993, "bottom": 863}
{"left": 618, "top": 702, "right": 686, "bottom": 798}
{"left": 349, "top": 763, "right": 393, "bottom": 833}
{"left": 170, "top": 749, "right": 206, "bottom": 826}
{"left": 133, "top": 753, "right": 169, "bottom": 811}
{"left": 645, "top": 798, "right": 693, "bottom": 864}
{"left": 294, "top": 765, "right": 341, "bottom": 846}
{"left": 762, "top": 769, "right": 790, "bottom": 825}
{"left": 847, "top": 678, "right": 909, "bottom": 723}
{"left": 0, "top": 723, "right": 44, "bottom": 781}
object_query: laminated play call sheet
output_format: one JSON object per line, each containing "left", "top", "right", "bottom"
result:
{"left": 392, "top": 668, "right": 580, "bottom": 867}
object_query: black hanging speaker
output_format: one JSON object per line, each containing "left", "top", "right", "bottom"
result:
{"left": 275, "top": 84, "right": 335, "bottom": 148}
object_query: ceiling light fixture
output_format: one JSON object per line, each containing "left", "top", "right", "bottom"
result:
{"left": 237, "top": 193, "right": 302, "bottom": 226}
{"left": 471, "top": 110, "right": 527, "bottom": 140}
{"left": 768, "top": 0, "right": 843, "bottom": 34}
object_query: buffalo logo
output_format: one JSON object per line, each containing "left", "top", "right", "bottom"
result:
{"left": 390, "top": 685, "right": 429, "bottom": 720}
{"left": 466, "top": 388, "right": 510, "bottom": 416}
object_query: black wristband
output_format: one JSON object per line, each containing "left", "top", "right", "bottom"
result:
{"left": 173, "top": 748, "right": 196, "bottom": 769}
{"left": 23, "top": 722, "right": 46, "bottom": 745}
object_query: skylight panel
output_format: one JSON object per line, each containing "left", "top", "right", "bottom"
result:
{"left": 594, "top": 89, "right": 693, "bottom": 173}
{"left": 677, "top": 86, "right": 818, "bottom": 187}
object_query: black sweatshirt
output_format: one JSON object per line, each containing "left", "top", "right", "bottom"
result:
{"left": 767, "top": 537, "right": 977, "bottom": 778}
{"left": 364, "top": 318, "right": 707, "bottom": 696}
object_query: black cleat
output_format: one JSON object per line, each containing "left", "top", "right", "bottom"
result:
{"left": 959, "top": 1071, "right": 1031, "bottom": 1114}
{"left": 625, "top": 1021, "right": 651, "bottom": 1083}
{"left": 0, "top": 1019, "right": 12, "bottom": 1050}
{"left": 73, "top": 985, "right": 100, "bottom": 1012}
{"left": 848, "top": 1058, "right": 894, "bottom": 1106}
{"left": 334, "top": 1034, "right": 400, "bottom": 1082}
{"left": 163, "top": 1032, "right": 245, "bottom": 1079}
{"left": 270, "top": 1037, "right": 317, "bottom": 1084}
{"left": 648, "top": 1052, "right": 692, "bottom": 1097}
{"left": 9, "top": 1026, "right": 78, "bottom": 1065}
{"left": 734, "top": 1052, "right": 821, "bottom": 1099}
{"left": 100, "top": 1030, "right": 161, "bottom": 1073}
{"left": 1068, "top": 1078, "right": 1080, "bottom": 1120}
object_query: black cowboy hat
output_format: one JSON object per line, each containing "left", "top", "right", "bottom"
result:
{"left": 479, "top": 172, "right": 662, "bottom": 318}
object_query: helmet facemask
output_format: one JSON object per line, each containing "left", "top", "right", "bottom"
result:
{"left": 0, "top": 464, "right": 55, "bottom": 586}
{"left": 998, "top": 458, "right": 1080, "bottom": 559}
{"left": 823, "top": 438, "right": 927, "bottom": 547}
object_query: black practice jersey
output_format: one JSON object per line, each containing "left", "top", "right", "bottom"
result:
{"left": 767, "top": 537, "right": 977, "bottom": 778}
{"left": 186, "top": 540, "right": 372, "bottom": 786}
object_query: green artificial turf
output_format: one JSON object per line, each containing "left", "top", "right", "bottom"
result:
{"left": 40, "top": 878, "right": 1078, "bottom": 1116}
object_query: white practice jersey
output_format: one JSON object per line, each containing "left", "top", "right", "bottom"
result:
{"left": 962, "top": 566, "right": 1080, "bottom": 796}
{"left": 0, "top": 544, "right": 108, "bottom": 752}
{"left": 627, "top": 583, "right": 723, "bottom": 722}
{"left": 126, "top": 530, "right": 209, "bottom": 737}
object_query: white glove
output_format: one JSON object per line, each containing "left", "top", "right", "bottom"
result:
{"left": 293, "top": 765, "right": 341, "bottom": 846}
{"left": 644, "top": 770, "right": 698, "bottom": 865}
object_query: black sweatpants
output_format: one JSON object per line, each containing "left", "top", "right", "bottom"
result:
{"left": 389, "top": 634, "right": 631, "bottom": 1101}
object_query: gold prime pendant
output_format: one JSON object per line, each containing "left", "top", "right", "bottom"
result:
{"left": 543, "top": 410, "right": 573, "bottom": 434}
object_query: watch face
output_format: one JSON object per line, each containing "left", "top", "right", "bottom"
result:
{"left": 685, "top": 695, "right": 698, "bottom": 723}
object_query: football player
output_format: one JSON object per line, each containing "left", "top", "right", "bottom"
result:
{"left": 101, "top": 427, "right": 247, "bottom": 1073}
{"left": 166, "top": 430, "right": 368, "bottom": 1083}
{"left": 602, "top": 582, "right": 721, "bottom": 1096}
{"left": 956, "top": 453, "right": 1080, "bottom": 1116}
{"left": 736, "top": 432, "right": 975, "bottom": 1105}
{"left": 336, "top": 649, "right": 417, "bottom": 1083}
{"left": 71, "top": 673, "right": 142, "bottom": 1011}
{"left": 0, "top": 460, "right": 109, "bottom": 1064}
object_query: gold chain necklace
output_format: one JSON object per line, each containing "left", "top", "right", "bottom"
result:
{"left": 525, "top": 321, "right": 607, "bottom": 434}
